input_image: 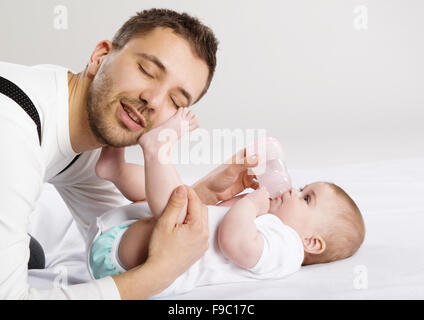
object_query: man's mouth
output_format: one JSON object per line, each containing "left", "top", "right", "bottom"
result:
{"left": 120, "top": 101, "right": 146, "bottom": 128}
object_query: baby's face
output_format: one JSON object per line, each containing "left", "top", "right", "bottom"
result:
{"left": 268, "top": 182, "right": 336, "bottom": 236}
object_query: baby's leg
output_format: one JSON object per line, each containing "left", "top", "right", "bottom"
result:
{"left": 117, "top": 216, "right": 156, "bottom": 270}
{"left": 95, "top": 147, "right": 146, "bottom": 202}
{"left": 139, "top": 108, "right": 199, "bottom": 223}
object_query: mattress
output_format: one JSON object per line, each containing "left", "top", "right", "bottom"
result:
{"left": 28, "top": 157, "right": 424, "bottom": 299}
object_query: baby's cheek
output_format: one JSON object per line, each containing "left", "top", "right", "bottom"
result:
{"left": 281, "top": 204, "right": 298, "bottom": 222}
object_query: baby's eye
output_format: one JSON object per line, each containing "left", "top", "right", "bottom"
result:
{"left": 303, "top": 195, "right": 310, "bottom": 204}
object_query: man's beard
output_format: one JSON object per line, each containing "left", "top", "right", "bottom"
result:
{"left": 86, "top": 68, "right": 149, "bottom": 148}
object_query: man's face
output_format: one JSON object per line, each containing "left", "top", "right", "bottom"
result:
{"left": 87, "top": 27, "right": 209, "bottom": 147}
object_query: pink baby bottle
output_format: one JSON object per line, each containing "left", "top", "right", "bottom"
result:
{"left": 248, "top": 137, "right": 292, "bottom": 198}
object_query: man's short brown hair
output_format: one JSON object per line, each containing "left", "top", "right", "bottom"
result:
{"left": 112, "top": 8, "right": 219, "bottom": 102}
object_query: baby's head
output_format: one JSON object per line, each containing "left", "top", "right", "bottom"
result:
{"left": 268, "top": 181, "right": 365, "bottom": 266}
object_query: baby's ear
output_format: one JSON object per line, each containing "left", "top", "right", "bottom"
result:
{"left": 302, "top": 235, "right": 326, "bottom": 255}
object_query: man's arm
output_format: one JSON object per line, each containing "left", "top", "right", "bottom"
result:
{"left": 0, "top": 97, "right": 45, "bottom": 298}
{"left": 217, "top": 188, "right": 269, "bottom": 269}
{"left": 0, "top": 99, "right": 123, "bottom": 299}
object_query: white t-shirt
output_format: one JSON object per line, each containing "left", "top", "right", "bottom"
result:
{"left": 88, "top": 202, "right": 305, "bottom": 298}
{"left": 0, "top": 61, "right": 129, "bottom": 299}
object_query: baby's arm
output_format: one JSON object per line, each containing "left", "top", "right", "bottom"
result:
{"left": 218, "top": 187, "right": 270, "bottom": 269}
{"left": 96, "top": 147, "right": 146, "bottom": 202}
{"left": 139, "top": 108, "right": 198, "bottom": 223}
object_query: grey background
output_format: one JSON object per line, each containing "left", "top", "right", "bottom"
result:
{"left": 1, "top": 0, "right": 423, "bottom": 170}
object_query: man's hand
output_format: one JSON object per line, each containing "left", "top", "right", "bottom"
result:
{"left": 112, "top": 185, "right": 209, "bottom": 299}
{"left": 146, "top": 185, "right": 209, "bottom": 290}
{"left": 193, "top": 148, "right": 260, "bottom": 205}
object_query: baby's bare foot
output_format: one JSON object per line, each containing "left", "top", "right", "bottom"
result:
{"left": 95, "top": 146, "right": 125, "bottom": 182}
{"left": 246, "top": 186, "right": 270, "bottom": 214}
{"left": 138, "top": 107, "right": 199, "bottom": 153}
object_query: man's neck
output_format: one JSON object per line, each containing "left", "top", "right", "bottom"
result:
{"left": 67, "top": 70, "right": 103, "bottom": 153}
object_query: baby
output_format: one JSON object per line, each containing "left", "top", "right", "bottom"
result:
{"left": 87, "top": 108, "right": 366, "bottom": 298}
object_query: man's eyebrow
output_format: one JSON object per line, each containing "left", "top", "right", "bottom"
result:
{"left": 137, "top": 53, "right": 165, "bottom": 72}
{"left": 137, "top": 53, "right": 193, "bottom": 105}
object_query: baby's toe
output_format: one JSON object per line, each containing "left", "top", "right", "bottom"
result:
{"left": 188, "top": 113, "right": 197, "bottom": 123}
{"left": 189, "top": 118, "right": 200, "bottom": 131}
{"left": 181, "top": 107, "right": 189, "bottom": 117}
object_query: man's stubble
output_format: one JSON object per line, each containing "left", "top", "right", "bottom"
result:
{"left": 86, "top": 67, "right": 149, "bottom": 148}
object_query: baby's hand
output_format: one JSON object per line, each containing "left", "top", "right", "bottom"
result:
{"left": 245, "top": 186, "right": 270, "bottom": 215}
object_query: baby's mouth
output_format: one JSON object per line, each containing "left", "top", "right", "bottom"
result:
{"left": 269, "top": 196, "right": 283, "bottom": 212}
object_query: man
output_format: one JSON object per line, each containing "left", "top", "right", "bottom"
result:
{"left": 0, "top": 9, "right": 258, "bottom": 299}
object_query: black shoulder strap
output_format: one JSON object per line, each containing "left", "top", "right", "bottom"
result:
{"left": 0, "top": 75, "right": 81, "bottom": 176}
{"left": 56, "top": 153, "right": 81, "bottom": 176}
{"left": 0, "top": 75, "right": 41, "bottom": 143}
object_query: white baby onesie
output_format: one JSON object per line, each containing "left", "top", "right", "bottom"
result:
{"left": 87, "top": 202, "right": 305, "bottom": 298}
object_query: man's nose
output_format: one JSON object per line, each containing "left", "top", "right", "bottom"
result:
{"left": 139, "top": 88, "right": 165, "bottom": 111}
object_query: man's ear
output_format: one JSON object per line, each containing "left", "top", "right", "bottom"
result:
{"left": 86, "top": 40, "right": 113, "bottom": 78}
{"left": 302, "top": 235, "right": 326, "bottom": 255}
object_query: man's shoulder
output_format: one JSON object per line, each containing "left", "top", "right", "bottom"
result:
{"left": 0, "top": 61, "right": 70, "bottom": 143}
{"left": 0, "top": 61, "right": 66, "bottom": 81}
{"left": 0, "top": 61, "right": 68, "bottom": 106}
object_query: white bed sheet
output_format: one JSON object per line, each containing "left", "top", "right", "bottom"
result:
{"left": 28, "top": 157, "right": 424, "bottom": 299}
